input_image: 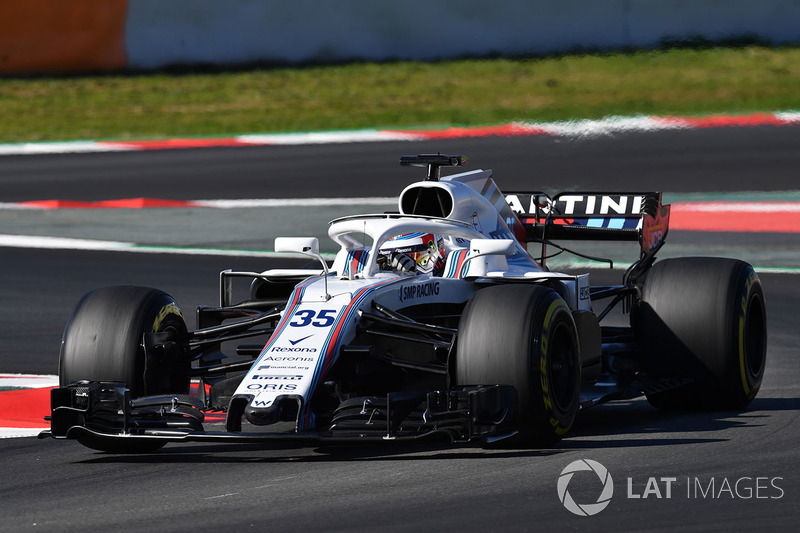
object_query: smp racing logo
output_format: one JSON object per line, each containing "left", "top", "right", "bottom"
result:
{"left": 398, "top": 281, "right": 439, "bottom": 303}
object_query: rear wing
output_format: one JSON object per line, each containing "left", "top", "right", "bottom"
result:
{"left": 504, "top": 192, "right": 671, "bottom": 255}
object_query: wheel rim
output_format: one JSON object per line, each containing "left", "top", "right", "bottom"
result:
{"left": 549, "top": 322, "right": 578, "bottom": 411}
{"left": 745, "top": 294, "right": 766, "bottom": 377}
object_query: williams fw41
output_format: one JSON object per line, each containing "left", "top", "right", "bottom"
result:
{"left": 41, "top": 154, "right": 767, "bottom": 452}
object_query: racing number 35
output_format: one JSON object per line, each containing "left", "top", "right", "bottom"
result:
{"left": 289, "top": 309, "right": 338, "bottom": 328}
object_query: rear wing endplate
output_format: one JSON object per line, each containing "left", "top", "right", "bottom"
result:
{"left": 504, "top": 192, "right": 670, "bottom": 255}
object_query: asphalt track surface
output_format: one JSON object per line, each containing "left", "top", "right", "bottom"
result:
{"left": 2, "top": 125, "right": 799, "bottom": 201}
{"left": 1, "top": 127, "right": 799, "bottom": 531}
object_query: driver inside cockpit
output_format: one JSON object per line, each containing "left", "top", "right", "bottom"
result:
{"left": 377, "top": 233, "right": 446, "bottom": 276}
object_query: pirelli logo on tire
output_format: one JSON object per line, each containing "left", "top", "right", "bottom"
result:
{"left": 153, "top": 302, "right": 183, "bottom": 331}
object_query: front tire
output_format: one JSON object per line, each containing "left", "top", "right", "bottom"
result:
{"left": 60, "top": 286, "right": 190, "bottom": 397}
{"left": 59, "top": 286, "right": 190, "bottom": 453}
{"left": 635, "top": 258, "right": 767, "bottom": 410}
{"left": 455, "top": 285, "right": 581, "bottom": 447}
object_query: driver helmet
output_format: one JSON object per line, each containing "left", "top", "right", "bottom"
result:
{"left": 379, "top": 233, "right": 446, "bottom": 275}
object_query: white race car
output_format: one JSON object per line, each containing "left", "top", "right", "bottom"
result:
{"left": 43, "top": 154, "right": 767, "bottom": 452}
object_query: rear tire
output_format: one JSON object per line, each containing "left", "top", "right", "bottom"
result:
{"left": 59, "top": 286, "right": 190, "bottom": 452}
{"left": 634, "top": 258, "right": 767, "bottom": 410}
{"left": 455, "top": 285, "right": 581, "bottom": 447}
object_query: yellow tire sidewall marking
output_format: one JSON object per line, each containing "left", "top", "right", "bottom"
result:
{"left": 540, "top": 298, "right": 571, "bottom": 434}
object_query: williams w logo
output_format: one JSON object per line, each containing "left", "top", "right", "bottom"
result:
{"left": 557, "top": 459, "right": 614, "bottom": 516}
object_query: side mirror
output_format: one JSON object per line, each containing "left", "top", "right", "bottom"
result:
{"left": 275, "top": 237, "right": 320, "bottom": 256}
{"left": 461, "top": 239, "right": 515, "bottom": 277}
{"left": 274, "top": 237, "right": 330, "bottom": 300}
{"left": 467, "top": 239, "right": 515, "bottom": 259}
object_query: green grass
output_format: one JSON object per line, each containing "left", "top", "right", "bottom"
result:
{"left": 1, "top": 45, "right": 800, "bottom": 143}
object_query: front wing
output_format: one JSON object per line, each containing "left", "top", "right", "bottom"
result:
{"left": 40, "top": 373, "right": 693, "bottom": 449}
{"left": 40, "top": 381, "right": 519, "bottom": 448}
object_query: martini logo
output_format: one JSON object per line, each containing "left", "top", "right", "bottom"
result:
{"left": 505, "top": 194, "right": 644, "bottom": 217}
{"left": 557, "top": 459, "right": 614, "bottom": 516}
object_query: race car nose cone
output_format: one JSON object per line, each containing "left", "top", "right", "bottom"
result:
{"left": 245, "top": 395, "right": 302, "bottom": 426}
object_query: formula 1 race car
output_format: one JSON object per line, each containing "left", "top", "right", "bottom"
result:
{"left": 41, "top": 154, "right": 767, "bottom": 452}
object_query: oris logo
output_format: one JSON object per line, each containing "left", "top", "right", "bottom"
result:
{"left": 246, "top": 383, "right": 297, "bottom": 391}
{"left": 557, "top": 459, "right": 614, "bottom": 517}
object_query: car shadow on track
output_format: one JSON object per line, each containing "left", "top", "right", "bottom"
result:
{"left": 557, "top": 396, "right": 795, "bottom": 449}
{"left": 75, "top": 441, "right": 563, "bottom": 465}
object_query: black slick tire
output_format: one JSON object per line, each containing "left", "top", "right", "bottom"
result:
{"left": 59, "top": 286, "right": 190, "bottom": 452}
{"left": 455, "top": 284, "right": 581, "bottom": 447}
{"left": 635, "top": 258, "right": 767, "bottom": 410}
{"left": 60, "top": 286, "right": 190, "bottom": 397}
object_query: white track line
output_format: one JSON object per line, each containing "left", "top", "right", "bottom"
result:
{"left": 237, "top": 130, "right": 421, "bottom": 145}
{"left": 535, "top": 116, "right": 684, "bottom": 137}
{"left": 0, "top": 374, "right": 59, "bottom": 389}
{"left": 0, "top": 141, "right": 131, "bottom": 155}
{"left": 0, "top": 234, "right": 340, "bottom": 259}
{"left": 193, "top": 197, "right": 395, "bottom": 208}
{"left": 0, "top": 429, "right": 46, "bottom": 439}
{"left": 0, "top": 234, "right": 131, "bottom": 250}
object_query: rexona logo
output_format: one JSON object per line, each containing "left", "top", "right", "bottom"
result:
{"left": 557, "top": 459, "right": 614, "bottom": 517}
{"left": 269, "top": 346, "right": 318, "bottom": 353}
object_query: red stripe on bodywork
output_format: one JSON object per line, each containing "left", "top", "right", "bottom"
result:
{"left": 318, "top": 278, "right": 400, "bottom": 379}
{"left": 300, "top": 277, "right": 400, "bottom": 429}
{"left": 257, "top": 276, "right": 319, "bottom": 356}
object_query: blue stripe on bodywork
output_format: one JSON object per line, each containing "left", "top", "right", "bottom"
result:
{"left": 444, "top": 249, "right": 470, "bottom": 278}
{"left": 299, "top": 277, "right": 403, "bottom": 430}
{"left": 255, "top": 276, "right": 318, "bottom": 360}
{"left": 607, "top": 218, "right": 625, "bottom": 229}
